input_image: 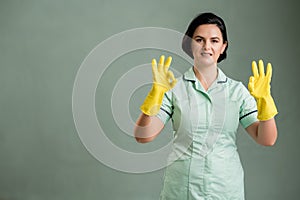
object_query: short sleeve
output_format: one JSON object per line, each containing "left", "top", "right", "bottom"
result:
{"left": 155, "top": 90, "right": 173, "bottom": 124}
{"left": 239, "top": 83, "right": 258, "bottom": 128}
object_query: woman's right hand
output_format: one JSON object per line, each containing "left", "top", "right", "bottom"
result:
{"left": 140, "top": 55, "right": 177, "bottom": 116}
{"left": 152, "top": 55, "right": 177, "bottom": 91}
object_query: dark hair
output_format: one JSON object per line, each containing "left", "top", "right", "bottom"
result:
{"left": 182, "top": 12, "right": 228, "bottom": 63}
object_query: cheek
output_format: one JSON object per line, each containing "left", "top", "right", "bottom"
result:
{"left": 220, "top": 43, "right": 227, "bottom": 54}
{"left": 214, "top": 45, "right": 225, "bottom": 54}
{"left": 191, "top": 42, "right": 201, "bottom": 53}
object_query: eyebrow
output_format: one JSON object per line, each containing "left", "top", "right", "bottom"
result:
{"left": 193, "top": 35, "right": 221, "bottom": 40}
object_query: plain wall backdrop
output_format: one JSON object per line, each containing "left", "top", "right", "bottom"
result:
{"left": 0, "top": 0, "right": 299, "bottom": 199}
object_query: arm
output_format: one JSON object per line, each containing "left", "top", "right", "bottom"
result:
{"left": 134, "top": 55, "right": 177, "bottom": 143}
{"left": 247, "top": 60, "right": 278, "bottom": 146}
{"left": 134, "top": 114, "right": 164, "bottom": 143}
{"left": 246, "top": 118, "right": 277, "bottom": 146}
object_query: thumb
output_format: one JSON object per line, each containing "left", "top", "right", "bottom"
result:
{"left": 248, "top": 76, "right": 255, "bottom": 94}
{"left": 167, "top": 71, "right": 177, "bottom": 88}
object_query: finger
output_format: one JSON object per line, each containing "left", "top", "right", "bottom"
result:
{"left": 252, "top": 61, "right": 259, "bottom": 78}
{"left": 151, "top": 59, "right": 158, "bottom": 80}
{"left": 266, "top": 62, "right": 272, "bottom": 80}
{"left": 248, "top": 76, "right": 255, "bottom": 93}
{"left": 170, "top": 79, "right": 178, "bottom": 88}
{"left": 258, "top": 59, "right": 265, "bottom": 76}
{"left": 164, "top": 56, "right": 172, "bottom": 73}
{"left": 167, "top": 71, "right": 177, "bottom": 88}
{"left": 158, "top": 55, "right": 165, "bottom": 73}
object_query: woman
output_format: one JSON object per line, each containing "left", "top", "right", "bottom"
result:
{"left": 134, "top": 12, "right": 278, "bottom": 200}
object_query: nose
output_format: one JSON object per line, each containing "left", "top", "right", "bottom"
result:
{"left": 203, "top": 41, "right": 211, "bottom": 50}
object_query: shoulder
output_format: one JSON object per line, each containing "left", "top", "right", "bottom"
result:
{"left": 224, "top": 75, "right": 250, "bottom": 99}
{"left": 167, "top": 75, "right": 186, "bottom": 95}
{"left": 164, "top": 73, "right": 191, "bottom": 101}
{"left": 226, "top": 77, "right": 245, "bottom": 89}
{"left": 218, "top": 68, "right": 245, "bottom": 90}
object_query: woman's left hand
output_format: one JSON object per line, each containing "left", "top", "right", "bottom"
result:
{"left": 248, "top": 60, "right": 278, "bottom": 120}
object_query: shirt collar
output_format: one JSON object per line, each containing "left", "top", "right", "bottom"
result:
{"left": 183, "top": 67, "right": 228, "bottom": 84}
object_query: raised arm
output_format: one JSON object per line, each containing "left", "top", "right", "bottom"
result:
{"left": 246, "top": 60, "right": 278, "bottom": 146}
{"left": 134, "top": 55, "right": 177, "bottom": 143}
{"left": 134, "top": 114, "right": 164, "bottom": 143}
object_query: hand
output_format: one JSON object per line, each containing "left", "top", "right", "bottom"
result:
{"left": 248, "top": 60, "right": 278, "bottom": 121}
{"left": 152, "top": 55, "right": 177, "bottom": 91}
{"left": 140, "top": 55, "right": 177, "bottom": 116}
{"left": 248, "top": 60, "right": 272, "bottom": 99}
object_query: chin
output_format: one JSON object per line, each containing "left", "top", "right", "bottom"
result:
{"left": 195, "top": 58, "right": 215, "bottom": 67}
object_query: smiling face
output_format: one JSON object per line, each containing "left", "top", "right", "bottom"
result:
{"left": 191, "top": 24, "right": 227, "bottom": 67}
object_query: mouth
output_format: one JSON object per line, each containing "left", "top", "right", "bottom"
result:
{"left": 201, "top": 52, "right": 212, "bottom": 56}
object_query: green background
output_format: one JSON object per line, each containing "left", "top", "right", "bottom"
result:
{"left": 1, "top": 0, "right": 299, "bottom": 199}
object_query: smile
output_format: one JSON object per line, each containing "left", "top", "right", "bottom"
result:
{"left": 201, "top": 52, "right": 212, "bottom": 56}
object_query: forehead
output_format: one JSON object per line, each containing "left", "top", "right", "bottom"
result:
{"left": 193, "top": 24, "right": 222, "bottom": 38}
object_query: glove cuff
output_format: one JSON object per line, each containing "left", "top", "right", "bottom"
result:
{"left": 140, "top": 83, "right": 168, "bottom": 116}
{"left": 256, "top": 95, "right": 278, "bottom": 121}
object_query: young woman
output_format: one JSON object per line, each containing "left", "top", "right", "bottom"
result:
{"left": 134, "top": 12, "right": 278, "bottom": 200}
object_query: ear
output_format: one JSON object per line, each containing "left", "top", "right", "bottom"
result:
{"left": 221, "top": 41, "right": 227, "bottom": 54}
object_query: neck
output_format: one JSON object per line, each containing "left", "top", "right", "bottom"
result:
{"left": 193, "top": 64, "right": 218, "bottom": 90}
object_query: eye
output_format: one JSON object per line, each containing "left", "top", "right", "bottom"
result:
{"left": 194, "top": 38, "right": 203, "bottom": 43}
{"left": 212, "top": 39, "right": 219, "bottom": 43}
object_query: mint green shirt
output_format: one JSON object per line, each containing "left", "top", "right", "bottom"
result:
{"left": 157, "top": 67, "right": 258, "bottom": 200}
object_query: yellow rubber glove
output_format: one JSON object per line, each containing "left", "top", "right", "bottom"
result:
{"left": 140, "top": 55, "right": 177, "bottom": 116}
{"left": 248, "top": 60, "right": 278, "bottom": 121}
